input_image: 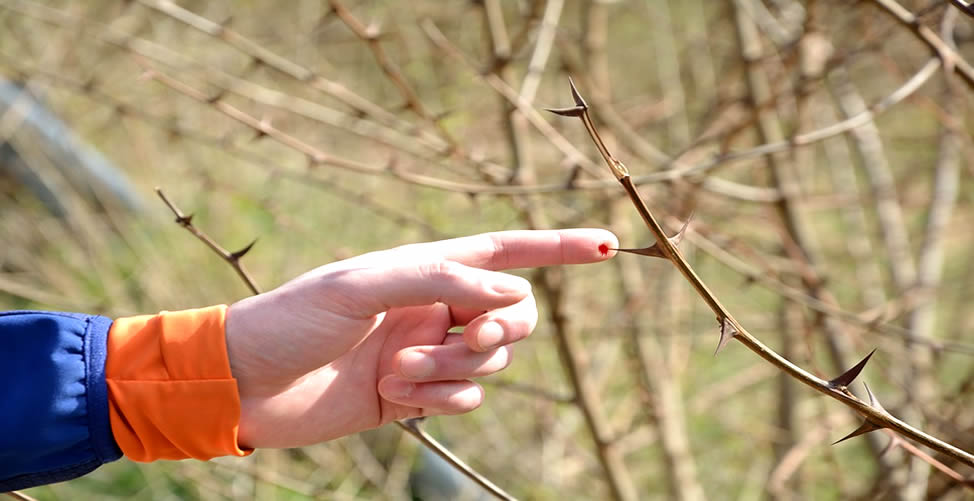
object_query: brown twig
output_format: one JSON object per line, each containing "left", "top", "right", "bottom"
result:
{"left": 155, "top": 188, "right": 260, "bottom": 295}
{"left": 134, "top": 0, "right": 422, "bottom": 138}
{"left": 585, "top": 2, "right": 704, "bottom": 497}
{"left": 548, "top": 77, "right": 974, "bottom": 468}
{"left": 868, "top": 0, "right": 974, "bottom": 88}
{"left": 396, "top": 419, "right": 516, "bottom": 501}
{"left": 423, "top": 15, "right": 943, "bottom": 191}
{"left": 612, "top": 207, "right": 705, "bottom": 501}
{"left": 4, "top": 491, "right": 38, "bottom": 501}
{"left": 326, "top": 0, "right": 457, "bottom": 150}
{"left": 729, "top": 1, "right": 903, "bottom": 490}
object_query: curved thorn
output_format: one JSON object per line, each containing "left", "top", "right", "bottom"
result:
{"left": 833, "top": 419, "right": 882, "bottom": 445}
{"left": 715, "top": 317, "right": 738, "bottom": 355}
{"left": 612, "top": 245, "right": 665, "bottom": 258}
{"left": 230, "top": 238, "right": 258, "bottom": 260}
{"left": 829, "top": 349, "right": 876, "bottom": 389}
{"left": 862, "top": 382, "right": 887, "bottom": 412}
{"left": 611, "top": 214, "right": 692, "bottom": 259}
{"left": 567, "top": 76, "right": 587, "bottom": 109}
{"left": 545, "top": 105, "right": 586, "bottom": 117}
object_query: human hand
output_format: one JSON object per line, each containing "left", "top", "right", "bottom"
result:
{"left": 225, "top": 229, "right": 618, "bottom": 448}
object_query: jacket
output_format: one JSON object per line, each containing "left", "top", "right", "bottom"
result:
{"left": 0, "top": 306, "right": 250, "bottom": 492}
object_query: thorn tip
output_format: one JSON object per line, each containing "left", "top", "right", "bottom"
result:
{"left": 832, "top": 419, "right": 881, "bottom": 445}
{"left": 829, "top": 349, "right": 877, "bottom": 389}
{"left": 566, "top": 76, "right": 588, "bottom": 109}
{"left": 230, "top": 238, "right": 258, "bottom": 260}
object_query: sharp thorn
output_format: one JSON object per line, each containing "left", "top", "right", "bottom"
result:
{"left": 610, "top": 216, "right": 690, "bottom": 260}
{"left": 828, "top": 349, "right": 876, "bottom": 389}
{"left": 177, "top": 213, "right": 194, "bottom": 225}
{"left": 715, "top": 317, "right": 738, "bottom": 355}
{"left": 862, "top": 382, "right": 888, "bottom": 413}
{"left": 230, "top": 238, "right": 258, "bottom": 260}
{"left": 611, "top": 245, "right": 665, "bottom": 259}
{"left": 545, "top": 106, "right": 586, "bottom": 117}
{"left": 566, "top": 76, "right": 588, "bottom": 109}
{"left": 832, "top": 419, "right": 882, "bottom": 445}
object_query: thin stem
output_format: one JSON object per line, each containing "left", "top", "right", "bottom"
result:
{"left": 868, "top": 0, "right": 974, "bottom": 88}
{"left": 550, "top": 79, "right": 974, "bottom": 469}
{"left": 5, "top": 491, "right": 38, "bottom": 501}
{"left": 155, "top": 188, "right": 260, "bottom": 295}
{"left": 397, "top": 419, "right": 516, "bottom": 501}
{"left": 327, "top": 0, "right": 458, "bottom": 150}
{"left": 730, "top": 0, "right": 902, "bottom": 487}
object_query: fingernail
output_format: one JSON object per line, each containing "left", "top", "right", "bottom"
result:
{"left": 491, "top": 274, "right": 531, "bottom": 295}
{"left": 477, "top": 321, "right": 505, "bottom": 351}
{"left": 400, "top": 351, "right": 435, "bottom": 378}
{"left": 383, "top": 378, "right": 415, "bottom": 398}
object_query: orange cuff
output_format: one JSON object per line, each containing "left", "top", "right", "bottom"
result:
{"left": 106, "top": 305, "right": 252, "bottom": 462}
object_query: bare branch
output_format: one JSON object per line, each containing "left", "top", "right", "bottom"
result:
{"left": 155, "top": 188, "right": 260, "bottom": 295}
{"left": 548, "top": 77, "right": 974, "bottom": 468}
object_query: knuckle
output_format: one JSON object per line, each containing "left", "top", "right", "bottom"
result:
{"left": 420, "top": 260, "right": 461, "bottom": 282}
{"left": 486, "top": 232, "right": 512, "bottom": 269}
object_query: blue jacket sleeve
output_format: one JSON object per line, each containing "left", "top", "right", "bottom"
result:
{"left": 0, "top": 311, "right": 122, "bottom": 491}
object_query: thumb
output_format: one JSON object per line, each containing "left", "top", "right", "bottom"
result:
{"left": 327, "top": 261, "right": 532, "bottom": 318}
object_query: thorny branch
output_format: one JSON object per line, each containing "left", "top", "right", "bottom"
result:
{"left": 153, "top": 190, "right": 517, "bottom": 500}
{"left": 155, "top": 188, "right": 260, "bottom": 295}
{"left": 547, "top": 78, "right": 974, "bottom": 469}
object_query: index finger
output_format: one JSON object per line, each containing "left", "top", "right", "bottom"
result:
{"left": 392, "top": 228, "right": 619, "bottom": 271}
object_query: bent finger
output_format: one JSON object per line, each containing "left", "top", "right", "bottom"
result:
{"left": 463, "top": 294, "right": 538, "bottom": 352}
{"left": 378, "top": 377, "right": 484, "bottom": 415}
{"left": 396, "top": 343, "right": 513, "bottom": 382}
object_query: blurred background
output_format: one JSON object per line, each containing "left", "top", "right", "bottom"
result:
{"left": 1, "top": 0, "right": 973, "bottom": 499}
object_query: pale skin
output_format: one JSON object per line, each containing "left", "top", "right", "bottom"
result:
{"left": 225, "top": 229, "right": 619, "bottom": 449}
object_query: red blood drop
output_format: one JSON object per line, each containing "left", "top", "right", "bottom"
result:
{"left": 598, "top": 243, "right": 609, "bottom": 256}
